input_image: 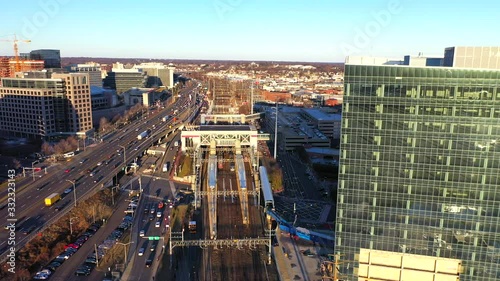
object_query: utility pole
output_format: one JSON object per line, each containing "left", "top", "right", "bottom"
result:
{"left": 69, "top": 217, "right": 78, "bottom": 235}
{"left": 31, "top": 160, "right": 37, "bottom": 181}
{"left": 274, "top": 103, "right": 278, "bottom": 159}
{"left": 139, "top": 176, "right": 142, "bottom": 193}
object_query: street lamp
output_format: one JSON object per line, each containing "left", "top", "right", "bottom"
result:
{"left": 118, "top": 145, "right": 126, "bottom": 163}
{"left": 117, "top": 241, "right": 134, "bottom": 264}
{"left": 69, "top": 217, "right": 78, "bottom": 235}
{"left": 31, "top": 160, "right": 38, "bottom": 181}
{"left": 66, "top": 179, "right": 77, "bottom": 207}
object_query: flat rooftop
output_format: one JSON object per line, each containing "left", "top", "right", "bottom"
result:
{"left": 199, "top": 125, "right": 253, "bottom": 131}
{"left": 303, "top": 108, "right": 341, "bottom": 121}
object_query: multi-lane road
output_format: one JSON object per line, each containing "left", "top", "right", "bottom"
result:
{"left": 0, "top": 83, "right": 200, "bottom": 263}
{"left": 125, "top": 132, "right": 181, "bottom": 281}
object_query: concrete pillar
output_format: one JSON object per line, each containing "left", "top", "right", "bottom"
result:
{"left": 210, "top": 139, "right": 217, "bottom": 155}
{"left": 241, "top": 114, "right": 245, "bottom": 124}
{"left": 200, "top": 114, "right": 206, "bottom": 124}
{"left": 235, "top": 140, "right": 241, "bottom": 155}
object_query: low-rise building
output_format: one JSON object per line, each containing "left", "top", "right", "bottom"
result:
{"left": 90, "top": 86, "right": 117, "bottom": 110}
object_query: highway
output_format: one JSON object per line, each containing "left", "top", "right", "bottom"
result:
{"left": 125, "top": 133, "right": 180, "bottom": 281}
{"left": 0, "top": 83, "right": 200, "bottom": 264}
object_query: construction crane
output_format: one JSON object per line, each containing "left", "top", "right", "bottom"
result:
{"left": 0, "top": 34, "right": 31, "bottom": 73}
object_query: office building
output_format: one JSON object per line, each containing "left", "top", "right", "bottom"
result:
{"left": 0, "top": 73, "right": 93, "bottom": 139}
{"left": 134, "top": 63, "right": 175, "bottom": 88}
{"left": 30, "top": 49, "right": 61, "bottom": 68}
{"left": 67, "top": 63, "right": 103, "bottom": 87}
{"left": 335, "top": 51, "right": 500, "bottom": 280}
{"left": 103, "top": 69, "right": 145, "bottom": 94}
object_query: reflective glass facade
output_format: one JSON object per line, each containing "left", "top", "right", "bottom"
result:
{"left": 336, "top": 64, "right": 500, "bottom": 280}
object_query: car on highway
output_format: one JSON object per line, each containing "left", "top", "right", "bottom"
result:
{"left": 54, "top": 205, "right": 66, "bottom": 211}
{"left": 139, "top": 230, "right": 145, "bottom": 237}
{"left": 97, "top": 162, "right": 102, "bottom": 166}
{"left": 156, "top": 211, "right": 162, "bottom": 218}
{"left": 145, "top": 260, "right": 152, "bottom": 267}
{"left": 22, "top": 225, "right": 36, "bottom": 235}
{"left": 79, "top": 159, "right": 87, "bottom": 164}
{"left": 155, "top": 221, "right": 160, "bottom": 228}
{"left": 138, "top": 247, "right": 145, "bottom": 256}
{"left": 150, "top": 242, "right": 156, "bottom": 252}
{"left": 64, "top": 168, "right": 71, "bottom": 173}
{"left": 63, "top": 188, "right": 72, "bottom": 194}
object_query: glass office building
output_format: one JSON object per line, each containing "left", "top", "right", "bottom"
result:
{"left": 336, "top": 63, "right": 500, "bottom": 280}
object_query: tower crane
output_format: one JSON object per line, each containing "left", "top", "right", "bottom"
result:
{"left": 0, "top": 34, "right": 31, "bottom": 73}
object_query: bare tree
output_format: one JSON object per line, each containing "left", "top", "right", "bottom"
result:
{"left": 238, "top": 103, "right": 250, "bottom": 115}
{"left": 66, "top": 136, "right": 79, "bottom": 151}
{"left": 99, "top": 117, "right": 110, "bottom": 133}
{"left": 53, "top": 142, "right": 65, "bottom": 155}
{"left": 111, "top": 113, "right": 121, "bottom": 124}
{"left": 12, "top": 158, "right": 22, "bottom": 170}
{"left": 41, "top": 141, "right": 54, "bottom": 156}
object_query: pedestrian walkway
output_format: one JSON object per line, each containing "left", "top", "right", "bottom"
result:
{"left": 275, "top": 228, "right": 326, "bottom": 281}
{"left": 272, "top": 238, "right": 293, "bottom": 281}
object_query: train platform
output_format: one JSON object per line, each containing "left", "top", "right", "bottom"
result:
{"left": 274, "top": 227, "right": 329, "bottom": 281}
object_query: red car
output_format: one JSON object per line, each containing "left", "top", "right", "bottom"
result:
{"left": 65, "top": 169, "right": 71, "bottom": 173}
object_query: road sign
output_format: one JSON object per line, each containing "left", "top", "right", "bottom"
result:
{"left": 148, "top": 236, "right": 160, "bottom": 240}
